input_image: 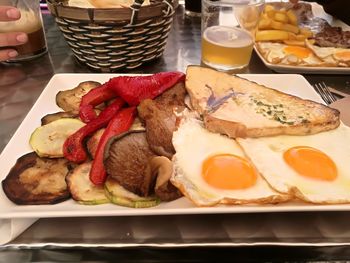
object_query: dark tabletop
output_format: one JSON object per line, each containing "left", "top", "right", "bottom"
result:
{"left": 1, "top": 3, "right": 350, "bottom": 262}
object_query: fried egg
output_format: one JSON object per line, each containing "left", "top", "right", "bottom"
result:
{"left": 306, "top": 40, "right": 350, "bottom": 67}
{"left": 171, "top": 117, "right": 289, "bottom": 207}
{"left": 237, "top": 124, "right": 350, "bottom": 204}
{"left": 257, "top": 42, "right": 323, "bottom": 66}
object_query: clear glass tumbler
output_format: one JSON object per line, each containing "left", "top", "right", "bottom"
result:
{"left": 185, "top": 0, "right": 202, "bottom": 17}
{"left": 201, "top": 0, "right": 264, "bottom": 71}
{"left": 0, "top": 0, "right": 47, "bottom": 61}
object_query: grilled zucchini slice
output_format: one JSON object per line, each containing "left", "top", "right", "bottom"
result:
{"left": 105, "top": 177, "right": 160, "bottom": 208}
{"left": 66, "top": 162, "right": 109, "bottom": 205}
{"left": 30, "top": 118, "right": 85, "bottom": 158}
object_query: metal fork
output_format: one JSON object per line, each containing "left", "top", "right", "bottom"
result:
{"left": 313, "top": 82, "right": 338, "bottom": 105}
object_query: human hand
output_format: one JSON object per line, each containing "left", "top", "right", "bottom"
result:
{"left": 0, "top": 6, "right": 28, "bottom": 61}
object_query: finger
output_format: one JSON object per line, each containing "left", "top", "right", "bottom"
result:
{"left": 0, "top": 49, "right": 18, "bottom": 61}
{"left": 0, "top": 6, "right": 21, "bottom": 21}
{"left": 0, "top": 32, "right": 28, "bottom": 47}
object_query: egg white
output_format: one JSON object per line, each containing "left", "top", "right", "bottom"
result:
{"left": 171, "top": 117, "right": 289, "bottom": 207}
{"left": 305, "top": 40, "right": 350, "bottom": 66}
{"left": 237, "top": 124, "right": 350, "bottom": 204}
{"left": 257, "top": 42, "right": 323, "bottom": 66}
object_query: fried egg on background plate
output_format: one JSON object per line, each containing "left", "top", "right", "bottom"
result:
{"left": 257, "top": 42, "right": 323, "bottom": 66}
{"left": 305, "top": 40, "right": 350, "bottom": 66}
{"left": 237, "top": 124, "right": 350, "bottom": 204}
{"left": 171, "top": 117, "right": 289, "bottom": 207}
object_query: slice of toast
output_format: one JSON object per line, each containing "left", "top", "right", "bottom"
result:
{"left": 185, "top": 66, "right": 340, "bottom": 138}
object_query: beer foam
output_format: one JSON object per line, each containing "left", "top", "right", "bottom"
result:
{"left": 203, "top": 26, "right": 253, "bottom": 48}
{"left": 0, "top": 9, "right": 41, "bottom": 34}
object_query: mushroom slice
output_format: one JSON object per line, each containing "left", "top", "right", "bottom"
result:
{"left": 104, "top": 130, "right": 156, "bottom": 197}
{"left": 148, "top": 156, "right": 182, "bottom": 201}
{"left": 2, "top": 152, "right": 70, "bottom": 205}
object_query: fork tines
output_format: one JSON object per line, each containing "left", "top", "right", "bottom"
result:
{"left": 313, "top": 82, "right": 337, "bottom": 105}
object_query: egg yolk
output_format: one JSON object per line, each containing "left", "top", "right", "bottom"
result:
{"left": 335, "top": 51, "right": 350, "bottom": 61}
{"left": 284, "top": 46, "right": 311, "bottom": 59}
{"left": 202, "top": 154, "right": 257, "bottom": 190}
{"left": 283, "top": 146, "right": 337, "bottom": 181}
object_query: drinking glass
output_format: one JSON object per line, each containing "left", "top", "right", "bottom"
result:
{"left": 185, "top": 0, "right": 202, "bottom": 17}
{"left": 0, "top": 0, "right": 48, "bottom": 61}
{"left": 201, "top": 0, "right": 264, "bottom": 71}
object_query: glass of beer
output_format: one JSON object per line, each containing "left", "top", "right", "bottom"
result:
{"left": 0, "top": 0, "right": 47, "bottom": 61}
{"left": 201, "top": 0, "right": 264, "bottom": 71}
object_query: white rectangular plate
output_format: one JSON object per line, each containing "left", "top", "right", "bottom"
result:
{"left": 254, "top": 47, "right": 350, "bottom": 75}
{"left": 254, "top": 2, "right": 350, "bottom": 75}
{"left": 0, "top": 73, "right": 349, "bottom": 219}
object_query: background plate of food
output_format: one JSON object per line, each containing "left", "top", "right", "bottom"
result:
{"left": 253, "top": 1, "right": 350, "bottom": 74}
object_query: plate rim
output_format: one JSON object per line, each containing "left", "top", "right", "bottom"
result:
{"left": 1, "top": 73, "right": 349, "bottom": 219}
{"left": 253, "top": 46, "right": 350, "bottom": 74}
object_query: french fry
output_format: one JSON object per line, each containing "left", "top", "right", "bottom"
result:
{"left": 274, "top": 12, "right": 289, "bottom": 23}
{"left": 256, "top": 30, "right": 290, "bottom": 41}
{"left": 270, "top": 20, "right": 299, "bottom": 34}
{"left": 283, "top": 40, "right": 305, "bottom": 46}
{"left": 266, "top": 10, "right": 276, "bottom": 19}
{"left": 286, "top": 10, "right": 298, "bottom": 25}
{"left": 288, "top": 32, "right": 297, "bottom": 40}
{"left": 264, "top": 4, "right": 275, "bottom": 13}
{"left": 296, "top": 34, "right": 307, "bottom": 41}
{"left": 300, "top": 27, "right": 313, "bottom": 38}
{"left": 258, "top": 18, "right": 271, "bottom": 29}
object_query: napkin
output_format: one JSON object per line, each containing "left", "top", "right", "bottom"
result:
{"left": 330, "top": 97, "right": 350, "bottom": 126}
{"left": 0, "top": 218, "right": 37, "bottom": 245}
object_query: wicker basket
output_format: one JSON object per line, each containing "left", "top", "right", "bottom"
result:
{"left": 47, "top": 0, "right": 175, "bottom": 72}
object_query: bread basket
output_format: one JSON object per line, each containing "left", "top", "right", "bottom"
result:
{"left": 46, "top": 0, "right": 175, "bottom": 72}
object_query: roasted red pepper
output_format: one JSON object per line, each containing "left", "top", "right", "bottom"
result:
{"left": 63, "top": 98, "right": 125, "bottom": 163}
{"left": 89, "top": 107, "right": 137, "bottom": 185}
{"left": 108, "top": 71, "right": 185, "bottom": 106}
{"left": 79, "top": 83, "right": 116, "bottom": 123}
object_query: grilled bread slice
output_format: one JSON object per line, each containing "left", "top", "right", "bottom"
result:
{"left": 185, "top": 66, "right": 340, "bottom": 138}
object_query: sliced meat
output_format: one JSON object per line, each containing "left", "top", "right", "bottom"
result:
{"left": 2, "top": 152, "right": 70, "bottom": 205}
{"left": 138, "top": 82, "right": 187, "bottom": 158}
{"left": 154, "top": 81, "right": 187, "bottom": 106}
{"left": 315, "top": 26, "right": 350, "bottom": 48}
{"left": 104, "top": 131, "right": 157, "bottom": 197}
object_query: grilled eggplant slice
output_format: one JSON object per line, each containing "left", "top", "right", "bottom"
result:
{"left": 30, "top": 118, "right": 85, "bottom": 158}
{"left": 66, "top": 162, "right": 109, "bottom": 205}
{"left": 2, "top": 152, "right": 70, "bottom": 205}
{"left": 41, "top": 111, "right": 78, "bottom": 126}
{"left": 104, "top": 177, "right": 160, "bottom": 208}
{"left": 56, "top": 81, "right": 101, "bottom": 112}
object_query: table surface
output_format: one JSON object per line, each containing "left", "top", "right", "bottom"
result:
{"left": 1, "top": 3, "right": 350, "bottom": 261}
